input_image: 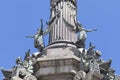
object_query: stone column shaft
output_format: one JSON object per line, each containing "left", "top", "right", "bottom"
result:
{"left": 49, "top": 0, "right": 77, "bottom": 44}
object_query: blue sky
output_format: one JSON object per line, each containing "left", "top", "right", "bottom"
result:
{"left": 0, "top": 0, "right": 120, "bottom": 78}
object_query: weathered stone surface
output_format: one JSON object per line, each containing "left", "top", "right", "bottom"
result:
{"left": 24, "top": 74, "right": 37, "bottom": 80}
{"left": 45, "top": 43, "right": 80, "bottom": 57}
{"left": 86, "top": 71, "right": 103, "bottom": 80}
{"left": 34, "top": 54, "right": 80, "bottom": 79}
{"left": 10, "top": 76, "right": 23, "bottom": 80}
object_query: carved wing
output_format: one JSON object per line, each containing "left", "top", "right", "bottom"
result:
{"left": 87, "top": 46, "right": 96, "bottom": 56}
{"left": 1, "top": 69, "right": 13, "bottom": 79}
{"left": 24, "top": 49, "right": 30, "bottom": 61}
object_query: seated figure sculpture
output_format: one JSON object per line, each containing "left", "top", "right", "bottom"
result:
{"left": 1, "top": 50, "right": 37, "bottom": 80}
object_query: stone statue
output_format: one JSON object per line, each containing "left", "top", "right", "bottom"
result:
{"left": 26, "top": 19, "right": 44, "bottom": 52}
{"left": 76, "top": 26, "right": 97, "bottom": 48}
{"left": 23, "top": 51, "right": 33, "bottom": 74}
{"left": 89, "top": 60, "right": 100, "bottom": 73}
{"left": 15, "top": 54, "right": 33, "bottom": 77}
{"left": 15, "top": 52, "right": 35, "bottom": 79}
{"left": 16, "top": 57, "right": 23, "bottom": 66}
{"left": 1, "top": 67, "right": 13, "bottom": 79}
{"left": 94, "top": 50, "right": 102, "bottom": 59}
{"left": 73, "top": 16, "right": 97, "bottom": 48}
{"left": 79, "top": 28, "right": 96, "bottom": 40}
{"left": 24, "top": 49, "right": 31, "bottom": 61}
{"left": 73, "top": 70, "right": 86, "bottom": 80}
{"left": 86, "top": 42, "right": 96, "bottom": 60}
{"left": 1, "top": 65, "right": 34, "bottom": 80}
{"left": 79, "top": 57, "right": 89, "bottom": 73}
{"left": 1, "top": 51, "right": 36, "bottom": 80}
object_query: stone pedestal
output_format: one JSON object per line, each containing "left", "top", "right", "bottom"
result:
{"left": 34, "top": 57, "right": 80, "bottom": 80}
{"left": 34, "top": 43, "right": 80, "bottom": 80}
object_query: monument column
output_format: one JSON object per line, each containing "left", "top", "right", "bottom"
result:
{"left": 49, "top": 0, "right": 77, "bottom": 44}
{"left": 33, "top": 1, "right": 80, "bottom": 80}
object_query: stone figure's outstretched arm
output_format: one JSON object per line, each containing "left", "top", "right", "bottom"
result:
{"left": 84, "top": 28, "right": 97, "bottom": 32}
{"left": 25, "top": 35, "right": 35, "bottom": 38}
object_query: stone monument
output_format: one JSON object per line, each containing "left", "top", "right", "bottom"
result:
{"left": 1, "top": 0, "right": 120, "bottom": 80}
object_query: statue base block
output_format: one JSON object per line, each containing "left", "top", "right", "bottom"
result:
{"left": 34, "top": 54, "right": 80, "bottom": 80}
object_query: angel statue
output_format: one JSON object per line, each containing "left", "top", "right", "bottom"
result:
{"left": 26, "top": 19, "right": 44, "bottom": 52}
{"left": 75, "top": 22, "right": 97, "bottom": 48}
